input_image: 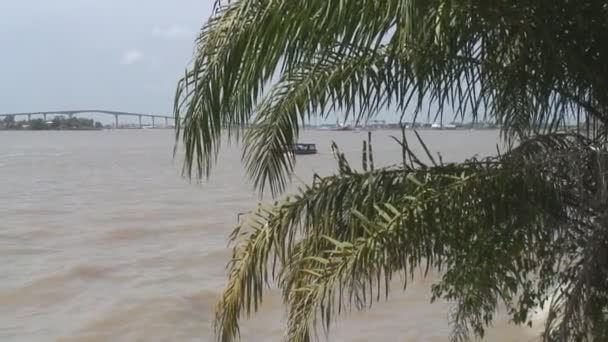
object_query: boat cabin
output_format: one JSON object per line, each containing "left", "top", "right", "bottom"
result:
{"left": 288, "top": 143, "right": 317, "bottom": 155}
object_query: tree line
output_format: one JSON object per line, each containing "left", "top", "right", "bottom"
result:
{"left": 0, "top": 115, "right": 104, "bottom": 130}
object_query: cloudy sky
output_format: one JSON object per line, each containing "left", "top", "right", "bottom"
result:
{"left": 0, "top": 0, "right": 214, "bottom": 118}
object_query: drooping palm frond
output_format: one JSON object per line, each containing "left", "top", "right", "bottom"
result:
{"left": 176, "top": 0, "right": 608, "bottom": 191}
{"left": 241, "top": 46, "right": 392, "bottom": 195}
{"left": 214, "top": 133, "right": 607, "bottom": 341}
{"left": 215, "top": 142, "right": 421, "bottom": 341}
{"left": 176, "top": 1, "right": 608, "bottom": 341}
{"left": 542, "top": 149, "right": 608, "bottom": 342}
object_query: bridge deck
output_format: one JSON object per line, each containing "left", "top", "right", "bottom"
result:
{"left": 0, "top": 110, "right": 173, "bottom": 119}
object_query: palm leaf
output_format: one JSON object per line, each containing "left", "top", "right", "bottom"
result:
{"left": 176, "top": 1, "right": 608, "bottom": 341}
{"left": 177, "top": 0, "right": 608, "bottom": 191}
{"left": 215, "top": 133, "right": 606, "bottom": 341}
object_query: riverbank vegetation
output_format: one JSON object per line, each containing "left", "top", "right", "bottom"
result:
{"left": 175, "top": 1, "right": 608, "bottom": 341}
{"left": 0, "top": 115, "right": 104, "bottom": 130}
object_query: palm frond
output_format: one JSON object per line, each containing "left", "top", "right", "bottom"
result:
{"left": 215, "top": 133, "right": 606, "bottom": 341}
{"left": 242, "top": 46, "right": 390, "bottom": 195}
{"left": 177, "top": 0, "right": 608, "bottom": 191}
{"left": 177, "top": 1, "right": 608, "bottom": 340}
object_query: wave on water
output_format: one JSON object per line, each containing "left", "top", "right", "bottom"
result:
{"left": 0, "top": 265, "right": 116, "bottom": 307}
{"left": 2, "top": 152, "right": 25, "bottom": 158}
{"left": 3, "top": 152, "right": 66, "bottom": 156}
{"left": 99, "top": 222, "right": 212, "bottom": 243}
{"left": 64, "top": 292, "right": 219, "bottom": 342}
{"left": 100, "top": 227, "right": 157, "bottom": 242}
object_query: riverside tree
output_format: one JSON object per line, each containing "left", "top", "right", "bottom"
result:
{"left": 175, "top": 1, "right": 608, "bottom": 341}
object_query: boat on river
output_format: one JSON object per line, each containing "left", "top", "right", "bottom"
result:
{"left": 286, "top": 143, "right": 317, "bottom": 155}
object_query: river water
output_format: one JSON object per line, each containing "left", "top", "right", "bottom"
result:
{"left": 0, "top": 129, "right": 544, "bottom": 341}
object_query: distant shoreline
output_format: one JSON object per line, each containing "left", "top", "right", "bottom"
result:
{"left": 308, "top": 127, "right": 501, "bottom": 131}
{"left": 0, "top": 127, "right": 176, "bottom": 131}
{"left": 0, "top": 128, "right": 102, "bottom": 131}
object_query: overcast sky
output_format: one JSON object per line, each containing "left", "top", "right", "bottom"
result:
{"left": 0, "top": 1, "right": 452, "bottom": 125}
{"left": 0, "top": 0, "right": 214, "bottom": 118}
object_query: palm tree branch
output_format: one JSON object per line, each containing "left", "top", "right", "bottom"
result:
{"left": 215, "top": 133, "right": 598, "bottom": 341}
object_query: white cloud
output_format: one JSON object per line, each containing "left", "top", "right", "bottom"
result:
{"left": 120, "top": 49, "right": 144, "bottom": 65}
{"left": 152, "top": 25, "right": 192, "bottom": 39}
